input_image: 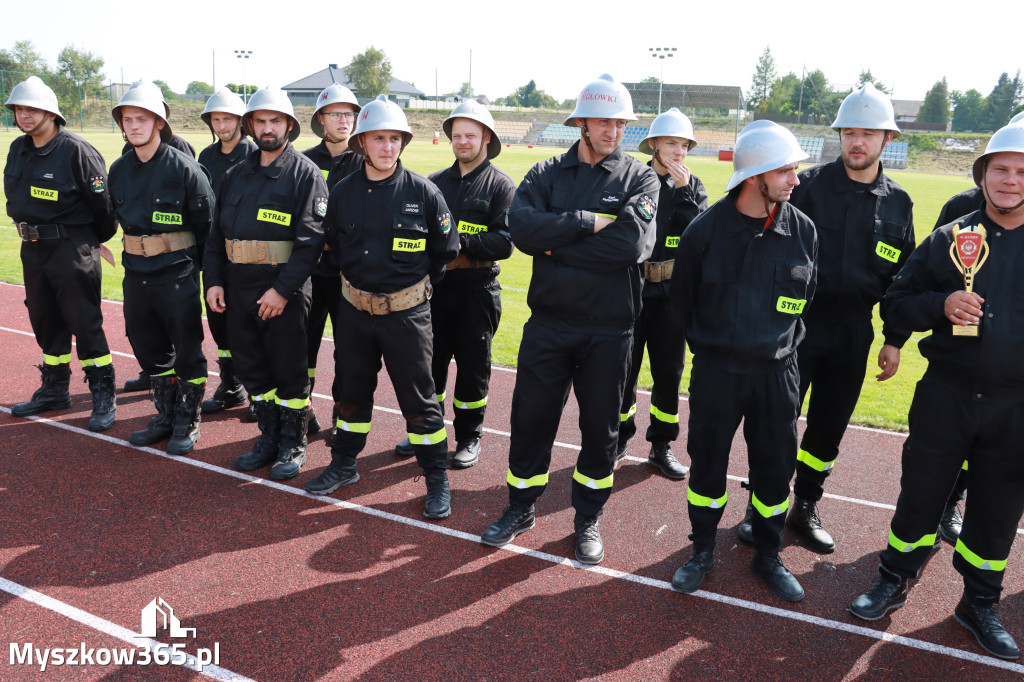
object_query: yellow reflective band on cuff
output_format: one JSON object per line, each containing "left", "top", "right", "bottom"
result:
{"left": 457, "top": 220, "right": 487, "bottom": 234}
{"left": 218, "top": 349, "right": 232, "bottom": 358}
{"left": 595, "top": 213, "right": 617, "bottom": 220}
{"left": 43, "top": 353, "right": 72, "bottom": 365}
{"left": 776, "top": 297, "right": 807, "bottom": 315}
{"left": 572, "top": 468, "right": 614, "bottom": 490}
{"left": 797, "top": 448, "right": 835, "bottom": 472}
{"left": 687, "top": 487, "right": 727, "bottom": 509}
{"left": 436, "top": 392, "right": 446, "bottom": 403}
{"left": 650, "top": 405, "right": 679, "bottom": 424}
{"left": 335, "top": 418, "right": 371, "bottom": 434}
{"left": 621, "top": 403, "right": 637, "bottom": 422}
{"left": 409, "top": 428, "right": 447, "bottom": 445}
{"left": 308, "top": 368, "right": 317, "bottom": 378}
{"left": 955, "top": 539, "right": 1007, "bottom": 571}
{"left": 254, "top": 388, "right": 277, "bottom": 403}
{"left": 507, "top": 470, "right": 549, "bottom": 489}
{"left": 888, "top": 530, "right": 937, "bottom": 553}
{"left": 276, "top": 396, "right": 310, "bottom": 409}
{"left": 393, "top": 238, "right": 426, "bottom": 252}
{"left": 962, "top": 460, "right": 969, "bottom": 471}
{"left": 875, "top": 242, "right": 901, "bottom": 263}
{"left": 454, "top": 396, "right": 488, "bottom": 410}
{"left": 80, "top": 354, "right": 113, "bottom": 368}
{"left": 751, "top": 493, "right": 790, "bottom": 518}
{"left": 153, "top": 369, "right": 176, "bottom": 377}
{"left": 186, "top": 377, "right": 207, "bottom": 385}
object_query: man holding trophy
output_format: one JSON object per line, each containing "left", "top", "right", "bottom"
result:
{"left": 848, "top": 122, "right": 1024, "bottom": 661}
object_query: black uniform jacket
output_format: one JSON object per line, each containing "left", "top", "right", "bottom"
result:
{"left": 109, "top": 143, "right": 215, "bottom": 276}
{"left": 205, "top": 144, "right": 327, "bottom": 299}
{"left": 643, "top": 164, "right": 708, "bottom": 298}
{"left": 884, "top": 208, "right": 1024, "bottom": 393}
{"left": 790, "top": 158, "right": 914, "bottom": 347}
{"left": 325, "top": 149, "right": 366, "bottom": 191}
{"left": 509, "top": 141, "right": 660, "bottom": 333}
{"left": 309, "top": 146, "right": 365, "bottom": 277}
{"left": 325, "top": 161, "right": 459, "bottom": 295}
{"left": 198, "top": 136, "right": 258, "bottom": 199}
{"left": 429, "top": 159, "right": 515, "bottom": 289}
{"left": 5, "top": 127, "right": 116, "bottom": 243}
{"left": 670, "top": 195, "right": 818, "bottom": 369}
{"left": 935, "top": 186, "right": 984, "bottom": 230}
{"left": 122, "top": 133, "right": 195, "bottom": 159}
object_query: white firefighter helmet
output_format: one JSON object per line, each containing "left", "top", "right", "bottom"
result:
{"left": 564, "top": 74, "right": 637, "bottom": 126}
{"left": 831, "top": 82, "right": 900, "bottom": 139}
{"left": 639, "top": 107, "right": 697, "bottom": 154}
{"left": 5, "top": 76, "right": 65, "bottom": 127}
{"left": 349, "top": 94, "right": 413, "bottom": 156}
{"left": 112, "top": 80, "right": 172, "bottom": 142}
{"left": 201, "top": 87, "right": 246, "bottom": 129}
{"left": 725, "top": 120, "right": 808, "bottom": 192}
{"left": 442, "top": 99, "right": 501, "bottom": 159}
{"left": 242, "top": 86, "right": 301, "bottom": 142}
{"left": 973, "top": 123, "right": 1024, "bottom": 185}
{"left": 1009, "top": 111, "right": 1024, "bottom": 126}
{"left": 311, "top": 82, "right": 361, "bottom": 138}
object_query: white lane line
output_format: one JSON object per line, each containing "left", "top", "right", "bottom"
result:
{"left": 0, "top": 576, "right": 254, "bottom": 681}
{"left": 2, "top": 406, "right": 1022, "bottom": 675}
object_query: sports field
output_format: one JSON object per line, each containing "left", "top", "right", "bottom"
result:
{"left": 0, "top": 129, "right": 976, "bottom": 430}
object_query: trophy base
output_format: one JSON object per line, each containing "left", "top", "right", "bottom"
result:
{"left": 952, "top": 324, "right": 980, "bottom": 337}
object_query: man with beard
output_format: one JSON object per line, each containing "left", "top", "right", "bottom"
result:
{"left": 736, "top": 83, "right": 916, "bottom": 555}
{"left": 5, "top": 76, "right": 117, "bottom": 431}
{"left": 393, "top": 100, "right": 515, "bottom": 468}
{"left": 108, "top": 81, "right": 215, "bottom": 455}
{"left": 669, "top": 121, "right": 816, "bottom": 601}
{"left": 197, "top": 88, "right": 257, "bottom": 418}
{"left": 305, "top": 96, "right": 459, "bottom": 520}
{"left": 205, "top": 86, "right": 327, "bottom": 480}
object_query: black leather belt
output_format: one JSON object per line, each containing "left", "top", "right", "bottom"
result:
{"left": 16, "top": 223, "right": 65, "bottom": 241}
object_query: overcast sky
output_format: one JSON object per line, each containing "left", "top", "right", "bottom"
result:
{"left": 4, "top": 1, "right": 1020, "bottom": 105}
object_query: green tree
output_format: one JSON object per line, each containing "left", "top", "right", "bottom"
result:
{"left": 951, "top": 89, "right": 988, "bottom": 132}
{"left": 346, "top": 46, "right": 392, "bottom": 97}
{"left": 12, "top": 40, "right": 47, "bottom": 74}
{"left": 790, "top": 69, "right": 843, "bottom": 118}
{"left": 186, "top": 80, "right": 213, "bottom": 95}
{"left": 749, "top": 46, "right": 777, "bottom": 110}
{"left": 224, "top": 83, "right": 241, "bottom": 94}
{"left": 983, "top": 71, "right": 1022, "bottom": 129}
{"left": 918, "top": 78, "right": 951, "bottom": 125}
{"left": 152, "top": 79, "right": 176, "bottom": 101}
{"left": 762, "top": 72, "right": 800, "bottom": 114}
{"left": 56, "top": 45, "right": 104, "bottom": 87}
{"left": 856, "top": 69, "right": 889, "bottom": 94}
{"left": 640, "top": 76, "right": 661, "bottom": 84}
{"left": 458, "top": 81, "right": 472, "bottom": 99}
{"left": 505, "top": 80, "right": 558, "bottom": 109}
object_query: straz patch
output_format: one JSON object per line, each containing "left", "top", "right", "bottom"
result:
{"left": 776, "top": 296, "right": 807, "bottom": 315}
{"left": 637, "top": 194, "right": 655, "bottom": 221}
{"left": 30, "top": 186, "right": 58, "bottom": 201}
{"left": 90, "top": 176, "right": 106, "bottom": 193}
{"left": 438, "top": 212, "right": 452, "bottom": 234}
{"left": 152, "top": 211, "right": 183, "bottom": 225}
{"left": 458, "top": 220, "right": 487, "bottom": 234}
{"left": 393, "top": 237, "right": 426, "bottom": 252}
{"left": 314, "top": 196, "right": 328, "bottom": 217}
{"left": 665, "top": 235, "right": 680, "bottom": 248}
{"left": 257, "top": 208, "right": 291, "bottom": 226}
{"left": 875, "top": 241, "right": 900, "bottom": 263}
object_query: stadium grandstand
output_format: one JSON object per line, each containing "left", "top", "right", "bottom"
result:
{"left": 492, "top": 120, "right": 532, "bottom": 145}
{"left": 624, "top": 82, "right": 745, "bottom": 115}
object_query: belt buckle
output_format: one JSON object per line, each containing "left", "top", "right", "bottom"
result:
{"left": 19, "top": 223, "right": 40, "bottom": 242}
{"left": 138, "top": 236, "right": 149, "bottom": 257}
{"left": 370, "top": 293, "right": 390, "bottom": 316}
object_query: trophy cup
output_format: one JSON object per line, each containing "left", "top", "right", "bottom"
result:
{"left": 949, "top": 223, "right": 989, "bottom": 337}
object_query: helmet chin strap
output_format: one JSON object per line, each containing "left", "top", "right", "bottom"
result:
{"left": 579, "top": 120, "right": 597, "bottom": 168}
{"left": 758, "top": 175, "right": 777, "bottom": 227}
{"left": 980, "top": 161, "right": 1024, "bottom": 215}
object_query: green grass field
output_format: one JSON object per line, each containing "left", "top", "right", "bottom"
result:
{"left": 0, "top": 129, "right": 975, "bottom": 431}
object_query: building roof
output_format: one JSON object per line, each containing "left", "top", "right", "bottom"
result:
{"left": 283, "top": 64, "right": 424, "bottom": 97}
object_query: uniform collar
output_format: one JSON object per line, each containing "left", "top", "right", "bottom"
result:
{"left": 728, "top": 195, "right": 792, "bottom": 237}
{"left": 246, "top": 143, "right": 295, "bottom": 178}
{"left": 828, "top": 156, "right": 890, "bottom": 197}
{"left": 565, "top": 140, "right": 623, "bottom": 172}
{"left": 452, "top": 157, "right": 490, "bottom": 182}
{"left": 363, "top": 159, "right": 405, "bottom": 187}
{"left": 26, "top": 126, "right": 66, "bottom": 157}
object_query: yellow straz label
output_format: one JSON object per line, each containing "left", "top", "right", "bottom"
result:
{"left": 875, "top": 241, "right": 900, "bottom": 263}
{"left": 393, "top": 238, "right": 426, "bottom": 252}
{"left": 665, "top": 236, "right": 680, "bottom": 248}
{"left": 257, "top": 209, "right": 291, "bottom": 225}
{"left": 458, "top": 220, "right": 487, "bottom": 234}
{"left": 776, "top": 297, "right": 807, "bottom": 315}
{"left": 152, "top": 211, "right": 182, "bottom": 225}
{"left": 30, "top": 186, "right": 58, "bottom": 201}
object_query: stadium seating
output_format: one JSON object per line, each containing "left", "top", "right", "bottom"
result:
{"left": 690, "top": 130, "right": 739, "bottom": 158}
{"left": 795, "top": 136, "right": 825, "bottom": 163}
{"left": 538, "top": 123, "right": 581, "bottom": 145}
{"left": 492, "top": 121, "right": 532, "bottom": 144}
{"left": 881, "top": 141, "right": 909, "bottom": 169}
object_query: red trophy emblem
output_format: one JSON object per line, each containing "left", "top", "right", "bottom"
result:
{"left": 949, "top": 223, "right": 989, "bottom": 337}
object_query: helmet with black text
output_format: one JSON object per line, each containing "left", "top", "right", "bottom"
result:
{"left": 242, "top": 86, "right": 301, "bottom": 142}
{"left": 5, "top": 76, "right": 66, "bottom": 127}
{"left": 112, "top": 80, "right": 173, "bottom": 143}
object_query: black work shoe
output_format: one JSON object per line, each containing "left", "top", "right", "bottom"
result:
{"left": 128, "top": 375, "right": 176, "bottom": 446}
{"left": 166, "top": 381, "right": 204, "bottom": 455}
{"left": 751, "top": 553, "right": 805, "bottom": 602}
{"left": 849, "top": 574, "right": 910, "bottom": 620}
{"left": 737, "top": 501, "right": 754, "bottom": 543}
{"left": 240, "top": 398, "right": 257, "bottom": 423}
{"left": 574, "top": 513, "right": 605, "bottom": 565}
{"left": 480, "top": 505, "right": 536, "bottom": 547}
{"left": 123, "top": 369, "right": 150, "bottom": 393}
{"left": 306, "top": 409, "right": 322, "bottom": 436}
{"left": 786, "top": 496, "right": 835, "bottom": 554}
{"left": 235, "top": 401, "right": 280, "bottom": 471}
{"left": 648, "top": 442, "right": 688, "bottom": 480}
{"left": 306, "top": 458, "right": 360, "bottom": 495}
{"left": 394, "top": 438, "right": 414, "bottom": 457}
{"left": 423, "top": 471, "right": 452, "bottom": 519}
{"left": 84, "top": 365, "right": 116, "bottom": 432}
{"left": 613, "top": 442, "right": 629, "bottom": 468}
{"left": 671, "top": 550, "right": 714, "bottom": 593}
{"left": 940, "top": 501, "right": 963, "bottom": 543}
{"left": 453, "top": 439, "right": 481, "bottom": 469}
{"left": 955, "top": 594, "right": 1021, "bottom": 660}
{"left": 12, "top": 365, "right": 72, "bottom": 417}
{"left": 200, "top": 381, "right": 246, "bottom": 414}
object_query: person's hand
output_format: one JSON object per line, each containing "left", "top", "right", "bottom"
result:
{"left": 876, "top": 344, "right": 901, "bottom": 381}
{"left": 594, "top": 215, "right": 614, "bottom": 233}
{"left": 206, "top": 286, "right": 226, "bottom": 313}
{"left": 99, "top": 244, "right": 115, "bottom": 266}
{"left": 257, "top": 288, "right": 287, "bottom": 320}
{"left": 945, "top": 291, "right": 984, "bottom": 326}
{"left": 663, "top": 158, "right": 691, "bottom": 188}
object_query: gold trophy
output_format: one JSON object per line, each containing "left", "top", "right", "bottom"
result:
{"left": 949, "top": 223, "right": 990, "bottom": 337}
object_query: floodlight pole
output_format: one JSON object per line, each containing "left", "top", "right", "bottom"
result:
{"left": 235, "top": 50, "right": 252, "bottom": 103}
{"left": 649, "top": 47, "right": 676, "bottom": 115}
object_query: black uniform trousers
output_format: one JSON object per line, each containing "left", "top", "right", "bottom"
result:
{"left": 506, "top": 318, "right": 633, "bottom": 517}
{"left": 123, "top": 265, "right": 207, "bottom": 380}
{"left": 687, "top": 352, "right": 800, "bottom": 556}
{"left": 619, "top": 294, "right": 686, "bottom": 446}
{"left": 203, "top": 273, "right": 231, "bottom": 354}
{"left": 331, "top": 300, "right": 448, "bottom": 472}
{"left": 793, "top": 314, "right": 874, "bottom": 501}
{"left": 880, "top": 371, "right": 1024, "bottom": 600}
{"left": 431, "top": 280, "right": 501, "bottom": 443}
{"left": 225, "top": 271, "right": 311, "bottom": 402}
{"left": 22, "top": 238, "right": 110, "bottom": 364}
{"left": 307, "top": 273, "right": 342, "bottom": 397}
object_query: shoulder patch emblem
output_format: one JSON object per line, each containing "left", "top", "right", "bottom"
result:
{"left": 439, "top": 212, "right": 452, "bottom": 233}
{"left": 314, "top": 196, "right": 328, "bottom": 217}
{"left": 90, "top": 176, "right": 106, "bottom": 193}
{"left": 637, "top": 194, "right": 655, "bottom": 221}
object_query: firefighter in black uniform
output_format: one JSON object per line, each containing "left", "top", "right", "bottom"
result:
{"left": 197, "top": 87, "right": 258, "bottom": 418}
{"left": 849, "top": 124, "right": 1024, "bottom": 660}
{"left": 304, "top": 95, "right": 459, "bottom": 520}
{"left": 205, "top": 86, "right": 327, "bottom": 481}
{"left": 669, "top": 121, "right": 816, "bottom": 602}
{"left": 479, "top": 75, "right": 659, "bottom": 565}
{"left": 394, "top": 100, "right": 515, "bottom": 468}
{"left": 736, "top": 84, "right": 915, "bottom": 554}
{"left": 5, "top": 76, "right": 117, "bottom": 431}
{"left": 109, "top": 81, "right": 215, "bottom": 455}
{"left": 617, "top": 107, "right": 707, "bottom": 479}
{"left": 301, "top": 82, "right": 362, "bottom": 438}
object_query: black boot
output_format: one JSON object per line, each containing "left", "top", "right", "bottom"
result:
{"left": 83, "top": 365, "right": 117, "bottom": 432}
{"left": 786, "top": 496, "right": 835, "bottom": 553}
{"left": 271, "top": 404, "right": 308, "bottom": 480}
{"left": 849, "top": 572, "right": 910, "bottom": 620}
{"left": 305, "top": 453, "right": 360, "bottom": 495}
{"left": 737, "top": 500, "right": 755, "bottom": 543}
{"left": 648, "top": 442, "right": 688, "bottom": 480}
{"left": 613, "top": 440, "right": 628, "bottom": 468}
{"left": 123, "top": 369, "right": 150, "bottom": 392}
{"left": 955, "top": 593, "right": 1021, "bottom": 660}
{"left": 574, "top": 513, "right": 605, "bottom": 564}
{"left": 751, "top": 552, "right": 805, "bottom": 602}
{"left": 235, "top": 401, "right": 280, "bottom": 471}
{"left": 12, "top": 364, "right": 72, "bottom": 417}
{"left": 452, "top": 438, "right": 481, "bottom": 469}
{"left": 394, "top": 438, "right": 414, "bottom": 457}
{"left": 671, "top": 549, "right": 715, "bottom": 593}
{"left": 306, "top": 379, "right": 321, "bottom": 436}
{"left": 128, "top": 375, "right": 176, "bottom": 446}
{"left": 940, "top": 501, "right": 963, "bottom": 543}
{"left": 423, "top": 470, "right": 452, "bottom": 519}
{"left": 167, "top": 381, "right": 204, "bottom": 455}
{"left": 201, "top": 357, "right": 246, "bottom": 414}
{"left": 480, "top": 505, "right": 536, "bottom": 547}
{"left": 324, "top": 402, "right": 341, "bottom": 446}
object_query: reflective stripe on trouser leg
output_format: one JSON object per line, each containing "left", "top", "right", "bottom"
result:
{"left": 453, "top": 394, "right": 487, "bottom": 442}
{"left": 955, "top": 539, "right": 1007, "bottom": 571}
{"left": 80, "top": 354, "right": 113, "bottom": 368}
{"left": 43, "top": 353, "right": 72, "bottom": 366}
{"left": 641, "top": 295, "right": 686, "bottom": 444}
{"left": 687, "top": 486, "right": 728, "bottom": 552}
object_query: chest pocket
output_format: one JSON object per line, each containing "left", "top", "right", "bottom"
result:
{"left": 872, "top": 220, "right": 906, "bottom": 275}
{"left": 393, "top": 207, "right": 428, "bottom": 262}
{"left": 29, "top": 167, "right": 73, "bottom": 206}
{"left": 256, "top": 193, "right": 293, "bottom": 230}
{"left": 152, "top": 183, "right": 185, "bottom": 231}
{"left": 774, "top": 262, "right": 811, "bottom": 315}
{"left": 458, "top": 197, "right": 490, "bottom": 234}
